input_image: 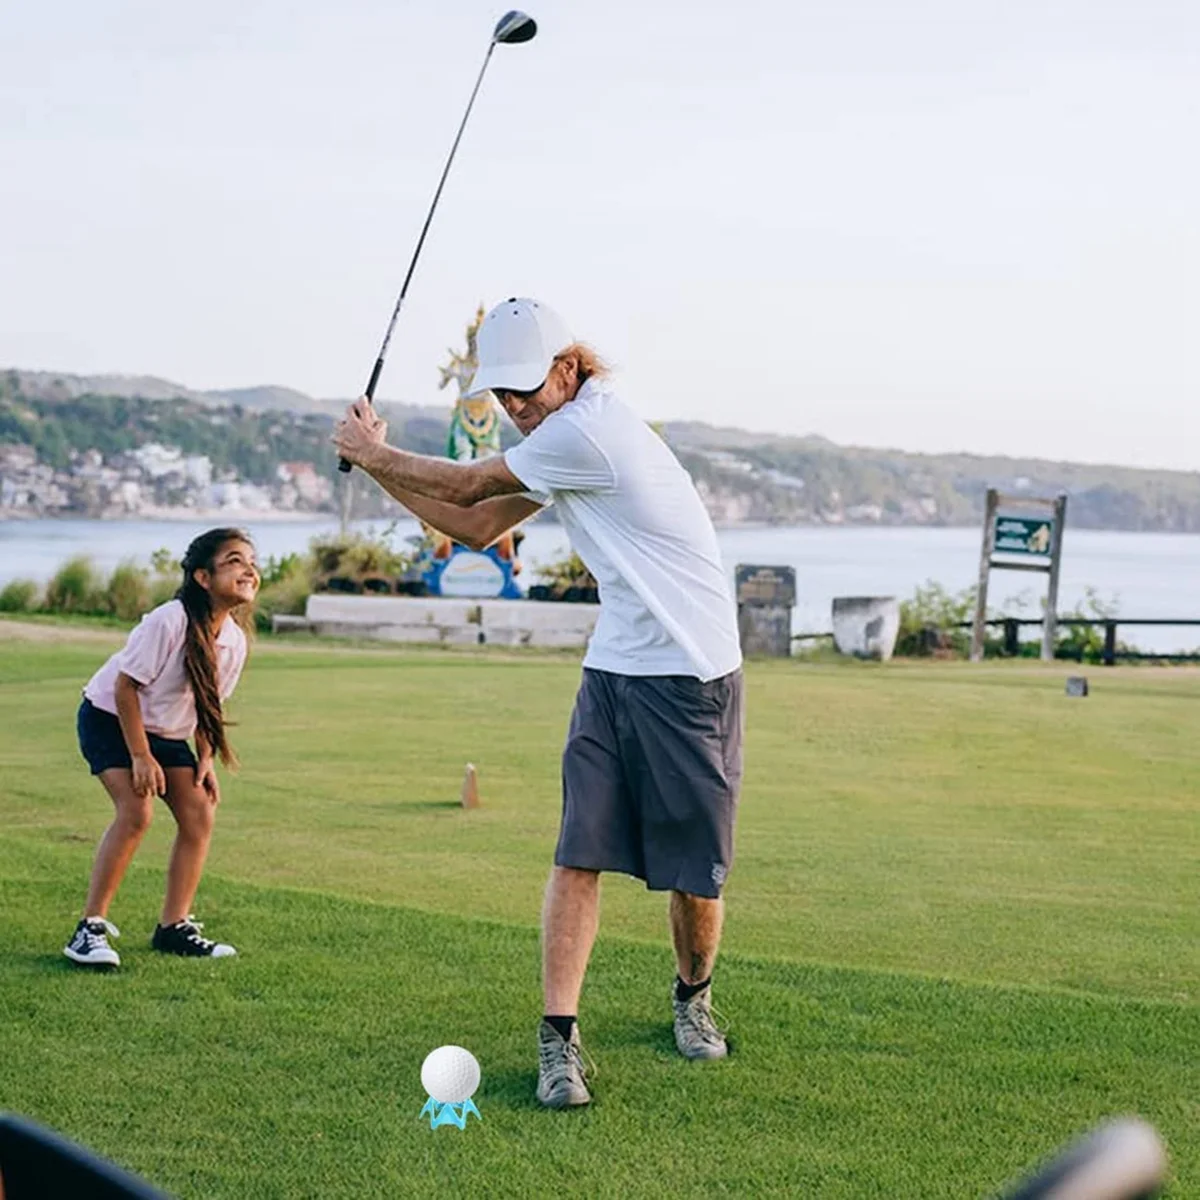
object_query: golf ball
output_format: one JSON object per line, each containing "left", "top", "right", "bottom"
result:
{"left": 421, "top": 1045, "right": 480, "bottom": 1105}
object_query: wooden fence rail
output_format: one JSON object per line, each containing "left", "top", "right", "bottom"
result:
{"left": 792, "top": 619, "right": 1200, "bottom": 665}
{"left": 960, "top": 617, "right": 1200, "bottom": 665}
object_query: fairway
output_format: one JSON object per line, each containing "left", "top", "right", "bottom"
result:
{"left": 2, "top": 627, "right": 1198, "bottom": 1197}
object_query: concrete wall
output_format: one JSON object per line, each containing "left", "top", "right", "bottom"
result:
{"left": 298, "top": 594, "right": 599, "bottom": 648}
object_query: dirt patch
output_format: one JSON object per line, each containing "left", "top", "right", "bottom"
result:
{"left": 0, "top": 619, "right": 123, "bottom": 645}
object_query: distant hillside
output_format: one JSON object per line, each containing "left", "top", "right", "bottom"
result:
{"left": 6, "top": 368, "right": 444, "bottom": 421}
{"left": 4, "top": 367, "right": 1199, "bottom": 531}
{"left": 664, "top": 424, "right": 1200, "bottom": 531}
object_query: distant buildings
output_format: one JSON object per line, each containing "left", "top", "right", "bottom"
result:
{"left": 685, "top": 446, "right": 939, "bottom": 527}
{"left": 0, "top": 442, "right": 333, "bottom": 518}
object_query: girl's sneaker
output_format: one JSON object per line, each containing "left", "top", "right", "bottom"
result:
{"left": 63, "top": 917, "right": 121, "bottom": 967}
{"left": 151, "top": 916, "right": 236, "bottom": 958}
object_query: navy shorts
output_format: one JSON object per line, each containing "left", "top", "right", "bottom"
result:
{"left": 556, "top": 668, "right": 745, "bottom": 899}
{"left": 76, "top": 698, "right": 197, "bottom": 776}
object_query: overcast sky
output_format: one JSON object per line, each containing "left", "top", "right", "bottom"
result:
{"left": 2, "top": 0, "right": 1196, "bottom": 469}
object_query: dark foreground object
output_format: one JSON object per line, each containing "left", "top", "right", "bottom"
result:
{"left": 0, "top": 1114, "right": 169, "bottom": 1200}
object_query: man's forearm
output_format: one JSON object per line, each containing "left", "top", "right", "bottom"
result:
{"left": 361, "top": 443, "right": 496, "bottom": 507}
{"left": 363, "top": 467, "right": 540, "bottom": 552}
{"left": 364, "top": 469, "right": 486, "bottom": 547}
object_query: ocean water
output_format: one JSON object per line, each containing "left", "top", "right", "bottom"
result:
{"left": 3, "top": 517, "right": 1199, "bottom": 653}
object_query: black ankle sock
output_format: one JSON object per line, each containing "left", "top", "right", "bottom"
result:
{"left": 544, "top": 1015, "right": 576, "bottom": 1040}
{"left": 675, "top": 975, "right": 711, "bottom": 1002}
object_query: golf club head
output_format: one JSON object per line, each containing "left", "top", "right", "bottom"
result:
{"left": 493, "top": 10, "right": 537, "bottom": 44}
{"left": 996, "top": 1119, "right": 1167, "bottom": 1200}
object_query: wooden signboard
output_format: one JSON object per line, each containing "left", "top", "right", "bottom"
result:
{"left": 971, "top": 490, "right": 1067, "bottom": 662}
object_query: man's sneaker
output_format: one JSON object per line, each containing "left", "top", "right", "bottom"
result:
{"left": 63, "top": 917, "right": 121, "bottom": 967}
{"left": 151, "top": 916, "right": 236, "bottom": 958}
{"left": 536, "top": 1020, "right": 592, "bottom": 1109}
{"left": 673, "top": 981, "right": 728, "bottom": 1060}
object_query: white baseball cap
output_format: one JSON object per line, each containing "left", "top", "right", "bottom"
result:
{"left": 466, "top": 297, "right": 574, "bottom": 397}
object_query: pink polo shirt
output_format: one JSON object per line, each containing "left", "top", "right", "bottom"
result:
{"left": 84, "top": 600, "right": 249, "bottom": 741}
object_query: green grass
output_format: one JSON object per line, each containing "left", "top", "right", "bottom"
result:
{"left": 2, "top": 633, "right": 1198, "bottom": 1197}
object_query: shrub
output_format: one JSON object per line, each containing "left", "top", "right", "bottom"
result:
{"left": 255, "top": 553, "right": 315, "bottom": 632}
{"left": 0, "top": 578, "right": 40, "bottom": 612}
{"left": 1056, "top": 587, "right": 1125, "bottom": 663}
{"left": 310, "top": 529, "right": 413, "bottom": 590}
{"left": 895, "top": 581, "right": 975, "bottom": 657}
{"left": 105, "top": 560, "right": 152, "bottom": 621}
{"left": 528, "top": 549, "right": 598, "bottom": 603}
{"left": 147, "top": 547, "right": 180, "bottom": 607}
{"left": 534, "top": 550, "right": 596, "bottom": 591}
{"left": 43, "top": 556, "right": 105, "bottom": 614}
{"left": 260, "top": 552, "right": 302, "bottom": 588}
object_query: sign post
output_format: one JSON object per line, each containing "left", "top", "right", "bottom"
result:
{"left": 735, "top": 565, "right": 796, "bottom": 657}
{"left": 970, "top": 490, "right": 1068, "bottom": 663}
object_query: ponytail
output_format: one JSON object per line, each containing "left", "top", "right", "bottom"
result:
{"left": 176, "top": 527, "right": 252, "bottom": 768}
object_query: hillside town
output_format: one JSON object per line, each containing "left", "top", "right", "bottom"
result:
{"left": 0, "top": 442, "right": 333, "bottom": 519}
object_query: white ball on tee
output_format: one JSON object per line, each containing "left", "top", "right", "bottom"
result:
{"left": 420, "top": 1045, "right": 481, "bottom": 1105}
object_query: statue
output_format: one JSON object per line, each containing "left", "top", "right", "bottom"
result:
{"left": 439, "top": 307, "right": 502, "bottom": 466}
{"left": 418, "top": 306, "right": 523, "bottom": 599}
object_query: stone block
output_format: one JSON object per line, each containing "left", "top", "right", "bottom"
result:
{"left": 831, "top": 597, "right": 901, "bottom": 662}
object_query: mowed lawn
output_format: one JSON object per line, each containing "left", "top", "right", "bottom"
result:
{"left": 1, "top": 626, "right": 1197, "bottom": 1198}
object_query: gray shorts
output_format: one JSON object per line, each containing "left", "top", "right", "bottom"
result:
{"left": 556, "top": 667, "right": 745, "bottom": 899}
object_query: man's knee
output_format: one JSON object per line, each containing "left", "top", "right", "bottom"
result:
{"left": 552, "top": 866, "right": 600, "bottom": 889}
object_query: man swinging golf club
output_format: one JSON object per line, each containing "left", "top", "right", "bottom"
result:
{"left": 334, "top": 297, "right": 744, "bottom": 1109}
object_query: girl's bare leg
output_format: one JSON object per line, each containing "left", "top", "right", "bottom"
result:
{"left": 160, "top": 767, "right": 218, "bottom": 926}
{"left": 82, "top": 769, "right": 155, "bottom": 918}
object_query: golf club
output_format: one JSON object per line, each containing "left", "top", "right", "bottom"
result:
{"left": 338, "top": 9, "right": 538, "bottom": 473}
{"left": 996, "top": 1119, "right": 1168, "bottom": 1200}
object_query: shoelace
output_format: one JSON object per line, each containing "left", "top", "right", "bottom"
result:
{"left": 540, "top": 1032, "right": 598, "bottom": 1082}
{"left": 81, "top": 917, "right": 120, "bottom": 949}
{"left": 166, "top": 916, "right": 216, "bottom": 948}
{"left": 180, "top": 919, "right": 215, "bottom": 947}
{"left": 579, "top": 1043, "right": 599, "bottom": 1080}
{"left": 678, "top": 993, "right": 730, "bottom": 1042}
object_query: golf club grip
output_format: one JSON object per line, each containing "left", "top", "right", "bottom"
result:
{"left": 337, "top": 357, "right": 386, "bottom": 473}
{"left": 997, "top": 1120, "right": 1167, "bottom": 1200}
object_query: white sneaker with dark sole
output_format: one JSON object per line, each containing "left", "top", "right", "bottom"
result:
{"left": 673, "top": 982, "right": 728, "bottom": 1060}
{"left": 536, "top": 1021, "right": 592, "bottom": 1108}
{"left": 64, "top": 917, "right": 121, "bottom": 967}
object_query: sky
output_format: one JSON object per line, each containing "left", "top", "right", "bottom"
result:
{"left": 2, "top": 0, "right": 1196, "bottom": 469}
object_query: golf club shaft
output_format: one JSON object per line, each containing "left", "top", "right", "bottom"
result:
{"left": 339, "top": 39, "right": 498, "bottom": 472}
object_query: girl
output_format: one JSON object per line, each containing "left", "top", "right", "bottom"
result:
{"left": 64, "top": 528, "right": 260, "bottom": 967}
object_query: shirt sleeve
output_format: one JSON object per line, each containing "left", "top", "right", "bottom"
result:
{"left": 504, "top": 411, "right": 617, "bottom": 496}
{"left": 113, "top": 602, "right": 185, "bottom": 687}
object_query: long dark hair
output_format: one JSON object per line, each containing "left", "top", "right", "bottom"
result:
{"left": 176, "top": 527, "right": 254, "bottom": 768}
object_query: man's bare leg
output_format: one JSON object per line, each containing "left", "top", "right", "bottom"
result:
{"left": 670, "top": 890, "right": 724, "bottom": 984}
{"left": 669, "top": 891, "right": 728, "bottom": 1060}
{"left": 542, "top": 866, "right": 600, "bottom": 1014}
{"left": 537, "top": 866, "right": 600, "bottom": 1108}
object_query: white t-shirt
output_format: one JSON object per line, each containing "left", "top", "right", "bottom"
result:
{"left": 84, "top": 600, "right": 249, "bottom": 740}
{"left": 505, "top": 378, "right": 742, "bottom": 681}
